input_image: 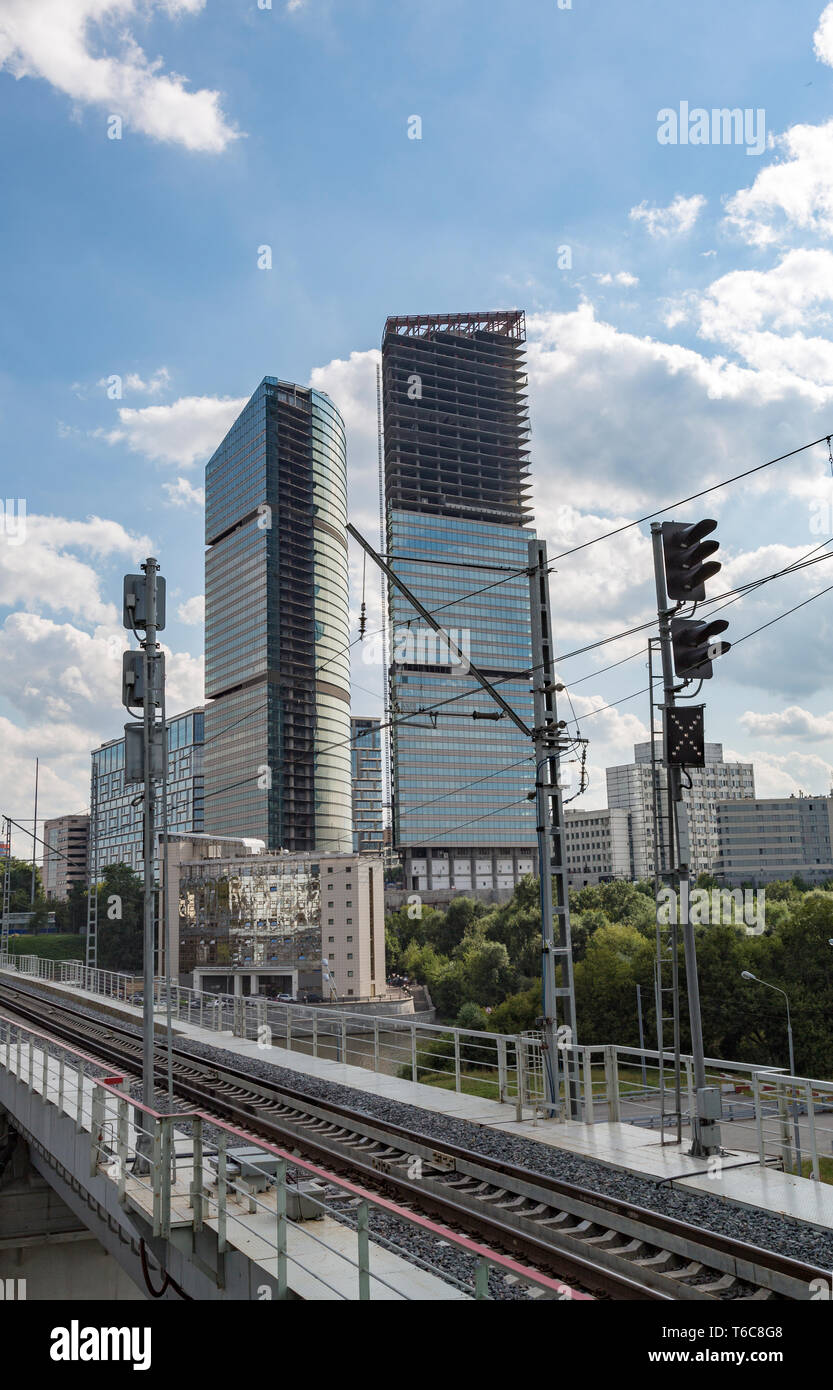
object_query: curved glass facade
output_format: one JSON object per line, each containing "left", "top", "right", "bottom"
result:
{"left": 204, "top": 379, "right": 352, "bottom": 853}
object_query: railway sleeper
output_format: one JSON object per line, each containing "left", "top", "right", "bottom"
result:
{"left": 581, "top": 1229, "right": 642, "bottom": 1252}
{"left": 687, "top": 1273, "right": 739, "bottom": 1294}
{"left": 660, "top": 1261, "right": 708, "bottom": 1282}
{"left": 632, "top": 1249, "right": 682, "bottom": 1272}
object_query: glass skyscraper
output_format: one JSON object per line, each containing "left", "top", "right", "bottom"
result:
{"left": 91, "top": 707, "right": 204, "bottom": 878}
{"left": 204, "top": 378, "right": 352, "bottom": 852}
{"left": 351, "top": 716, "right": 384, "bottom": 854}
{"left": 381, "top": 311, "right": 538, "bottom": 897}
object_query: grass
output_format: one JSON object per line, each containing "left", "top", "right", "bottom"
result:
{"left": 800, "top": 1155, "right": 833, "bottom": 1185}
{"left": 412, "top": 1067, "right": 511, "bottom": 1101}
{"left": 7, "top": 935, "right": 84, "bottom": 962}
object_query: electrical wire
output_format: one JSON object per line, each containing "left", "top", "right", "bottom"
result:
{"left": 200, "top": 530, "right": 833, "bottom": 796}
{"left": 547, "top": 432, "right": 833, "bottom": 564}
{"left": 199, "top": 523, "right": 833, "bottom": 811}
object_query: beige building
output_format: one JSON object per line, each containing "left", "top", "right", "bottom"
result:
{"left": 42, "top": 814, "right": 89, "bottom": 900}
{"left": 161, "top": 833, "right": 385, "bottom": 1001}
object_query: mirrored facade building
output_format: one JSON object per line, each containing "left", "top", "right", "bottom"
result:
{"left": 381, "top": 311, "right": 538, "bottom": 899}
{"left": 204, "top": 378, "right": 352, "bottom": 853}
{"left": 166, "top": 836, "right": 385, "bottom": 1000}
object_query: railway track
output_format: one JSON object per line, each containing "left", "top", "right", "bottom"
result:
{"left": 0, "top": 979, "right": 827, "bottom": 1302}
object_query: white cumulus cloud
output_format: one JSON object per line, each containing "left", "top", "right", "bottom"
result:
{"left": 104, "top": 394, "right": 246, "bottom": 467}
{"left": 740, "top": 705, "right": 833, "bottom": 739}
{"left": 164, "top": 476, "right": 206, "bottom": 508}
{"left": 629, "top": 193, "right": 706, "bottom": 238}
{"left": 724, "top": 120, "right": 833, "bottom": 247}
{"left": 177, "top": 593, "right": 205, "bottom": 624}
{"left": 0, "top": 513, "right": 151, "bottom": 623}
{"left": 594, "top": 271, "right": 639, "bottom": 287}
{"left": 0, "top": 0, "right": 240, "bottom": 153}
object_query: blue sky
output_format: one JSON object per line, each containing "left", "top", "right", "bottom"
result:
{"left": 4, "top": 0, "right": 833, "bottom": 848}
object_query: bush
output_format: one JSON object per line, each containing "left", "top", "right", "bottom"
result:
{"left": 455, "top": 1001, "right": 488, "bottom": 1032}
{"left": 397, "top": 1034, "right": 455, "bottom": 1080}
{"left": 8, "top": 934, "right": 84, "bottom": 962}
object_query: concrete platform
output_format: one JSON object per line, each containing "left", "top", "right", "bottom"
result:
{"left": 5, "top": 967, "right": 833, "bottom": 1237}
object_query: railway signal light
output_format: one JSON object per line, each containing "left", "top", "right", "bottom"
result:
{"left": 665, "top": 706, "right": 705, "bottom": 767}
{"left": 670, "top": 617, "right": 731, "bottom": 680}
{"left": 122, "top": 650, "right": 163, "bottom": 709}
{"left": 123, "top": 573, "right": 166, "bottom": 631}
{"left": 661, "top": 519, "right": 721, "bottom": 601}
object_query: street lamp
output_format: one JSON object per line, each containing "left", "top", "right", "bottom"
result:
{"left": 741, "top": 971, "right": 802, "bottom": 1174}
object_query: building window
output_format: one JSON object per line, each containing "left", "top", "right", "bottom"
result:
{"left": 346, "top": 918, "right": 352, "bottom": 925}
{"left": 347, "top": 970, "right": 354, "bottom": 978}
{"left": 347, "top": 953, "right": 353, "bottom": 960}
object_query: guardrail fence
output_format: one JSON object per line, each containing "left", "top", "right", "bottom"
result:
{"left": 2, "top": 952, "right": 831, "bottom": 1182}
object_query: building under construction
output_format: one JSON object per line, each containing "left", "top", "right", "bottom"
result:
{"left": 381, "top": 310, "right": 538, "bottom": 900}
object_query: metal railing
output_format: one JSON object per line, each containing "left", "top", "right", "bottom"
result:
{"left": 0, "top": 1012, "right": 579, "bottom": 1302}
{"left": 0, "top": 954, "right": 537, "bottom": 1115}
{"left": 0, "top": 951, "right": 137, "bottom": 1000}
{"left": 152, "top": 978, "right": 538, "bottom": 1118}
{"left": 3, "top": 953, "right": 832, "bottom": 1182}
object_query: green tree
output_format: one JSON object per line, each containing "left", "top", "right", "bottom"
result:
{"left": 488, "top": 983, "right": 540, "bottom": 1034}
{"left": 95, "top": 864, "right": 144, "bottom": 972}
{"left": 458, "top": 939, "right": 517, "bottom": 1007}
{"left": 54, "top": 881, "right": 88, "bottom": 934}
{"left": 4, "top": 855, "right": 46, "bottom": 918}
{"left": 574, "top": 922, "right": 655, "bottom": 1044}
{"left": 430, "top": 896, "right": 486, "bottom": 956}
{"left": 456, "top": 1000, "right": 488, "bottom": 1032}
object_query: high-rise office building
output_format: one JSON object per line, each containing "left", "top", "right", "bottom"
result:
{"left": 382, "top": 310, "right": 537, "bottom": 898}
{"left": 91, "top": 707, "right": 204, "bottom": 878}
{"left": 606, "top": 742, "right": 755, "bottom": 881}
{"left": 203, "top": 378, "right": 352, "bottom": 853}
{"left": 351, "top": 716, "right": 384, "bottom": 854}
{"left": 42, "top": 814, "right": 90, "bottom": 899}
